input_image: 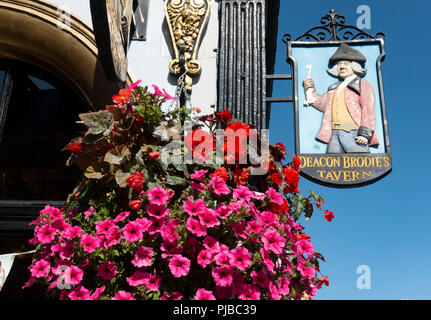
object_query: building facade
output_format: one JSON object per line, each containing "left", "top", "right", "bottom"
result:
{"left": 0, "top": 0, "right": 279, "bottom": 298}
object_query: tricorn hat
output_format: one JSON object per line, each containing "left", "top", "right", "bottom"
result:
{"left": 329, "top": 43, "right": 366, "bottom": 66}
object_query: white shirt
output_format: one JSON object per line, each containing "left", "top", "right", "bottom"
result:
{"left": 335, "top": 74, "right": 356, "bottom": 96}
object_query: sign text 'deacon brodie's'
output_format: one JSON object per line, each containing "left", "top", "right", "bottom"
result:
{"left": 298, "top": 154, "right": 391, "bottom": 185}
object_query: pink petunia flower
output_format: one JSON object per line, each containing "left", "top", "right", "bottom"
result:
{"left": 266, "top": 187, "right": 284, "bottom": 206}
{"left": 214, "top": 251, "right": 234, "bottom": 267}
{"left": 231, "top": 246, "right": 251, "bottom": 271}
{"left": 190, "top": 170, "right": 208, "bottom": 181}
{"left": 51, "top": 260, "right": 71, "bottom": 277}
{"left": 191, "top": 182, "right": 207, "bottom": 193}
{"left": 90, "top": 286, "right": 106, "bottom": 300}
{"left": 63, "top": 225, "right": 82, "bottom": 239}
{"left": 182, "top": 199, "right": 207, "bottom": 216}
{"left": 247, "top": 221, "right": 262, "bottom": 234}
{"left": 261, "top": 228, "right": 285, "bottom": 255}
{"left": 269, "top": 282, "right": 281, "bottom": 300}
{"left": 232, "top": 221, "right": 248, "bottom": 239}
{"left": 66, "top": 265, "right": 84, "bottom": 285}
{"left": 169, "top": 255, "right": 191, "bottom": 278}
{"left": 212, "top": 266, "right": 234, "bottom": 287}
{"left": 98, "top": 261, "right": 117, "bottom": 281}
{"left": 259, "top": 248, "right": 275, "bottom": 273}
{"left": 259, "top": 211, "right": 278, "bottom": 227}
{"left": 113, "top": 211, "right": 130, "bottom": 224}
{"left": 162, "top": 88, "right": 177, "bottom": 101}
{"left": 136, "top": 217, "right": 152, "bottom": 232}
{"left": 297, "top": 264, "right": 315, "bottom": 279}
{"left": 197, "top": 249, "right": 212, "bottom": 269}
{"left": 148, "top": 217, "right": 165, "bottom": 235}
{"left": 186, "top": 217, "right": 207, "bottom": 237}
{"left": 52, "top": 219, "right": 70, "bottom": 235}
{"left": 40, "top": 205, "right": 63, "bottom": 220}
{"left": 103, "top": 226, "right": 122, "bottom": 249}
{"left": 123, "top": 221, "right": 144, "bottom": 243}
{"left": 203, "top": 236, "right": 220, "bottom": 255}
{"left": 96, "top": 219, "right": 115, "bottom": 235}
{"left": 296, "top": 239, "right": 315, "bottom": 256}
{"left": 277, "top": 278, "right": 291, "bottom": 295}
{"left": 147, "top": 274, "right": 162, "bottom": 292}
{"left": 151, "top": 84, "right": 165, "bottom": 98}
{"left": 127, "top": 80, "right": 142, "bottom": 90}
{"left": 30, "top": 259, "right": 50, "bottom": 278}
{"left": 233, "top": 186, "right": 254, "bottom": 202}
{"left": 215, "top": 204, "right": 233, "bottom": 220}
{"left": 147, "top": 186, "right": 170, "bottom": 206}
{"left": 127, "top": 271, "right": 151, "bottom": 287}
{"left": 112, "top": 291, "right": 135, "bottom": 300}
{"left": 209, "top": 176, "right": 231, "bottom": 196}
{"left": 232, "top": 272, "right": 246, "bottom": 295}
{"left": 198, "top": 209, "right": 220, "bottom": 228}
{"left": 195, "top": 288, "right": 216, "bottom": 300}
{"left": 68, "top": 285, "right": 90, "bottom": 300}
{"left": 160, "top": 224, "right": 179, "bottom": 245}
{"left": 83, "top": 206, "right": 95, "bottom": 219}
{"left": 161, "top": 241, "right": 183, "bottom": 259}
{"left": 238, "top": 284, "right": 261, "bottom": 300}
{"left": 146, "top": 204, "right": 170, "bottom": 219}
{"left": 59, "top": 240, "right": 75, "bottom": 260}
{"left": 132, "top": 246, "right": 154, "bottom": 268}
{"left": 251, "top": 270, "right": 270, "bottom": 288}
{"left": 36, "top": 224, "right": 56, "bottom": 244}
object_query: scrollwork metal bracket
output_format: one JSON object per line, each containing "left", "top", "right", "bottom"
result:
{"left": 282, "top": 8, "right": 385, "bottom": 43}
{"left": 164, "top": 0, "right": 211, "bottom": 93}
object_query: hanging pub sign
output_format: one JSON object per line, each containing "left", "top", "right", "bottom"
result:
{"left": 283, "top": 8, "right": 392, "bottom": 187}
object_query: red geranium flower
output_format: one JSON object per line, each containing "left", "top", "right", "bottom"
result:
{"left": 324, "top": 210, "right": 334, "bottom": 222}
{"left": 112, "top": 89, "right": 132, "bottom": 106}
{"left": 129, "top": 200, "right": 142, "bottom": 211}
{"left": 282, "top": 168, "right": 300, "bottom": 194}
{"left": 216, "top": 110, "right": 232, "bottom": 124}
{"left": 292, "top": 154, "right": 301, "bottom": 170}
{"left": 210, "top": 167, "right": 229, "bottom": 182}
{"left": 69, "top": 143, "right": 83, "bottom": 155}
{"left": 149, "top": 151, "right": 160, "bottom": 160}
{"left": 185, "top": 129, "right": 215, "bottom": 163}
{"left": 270, "top": 173, "right": 283, "bottom": 186}
{"left": 125, "top": 173, "right": 146, "bottom": 192}
{"left": 234, "top": 167, "right": 250, "bottom": 187}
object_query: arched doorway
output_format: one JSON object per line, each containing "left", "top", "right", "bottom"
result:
{"left": 0, "top": 1, "right": 131, "bottom": 298}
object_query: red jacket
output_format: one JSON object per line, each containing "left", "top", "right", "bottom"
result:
{"left": 311, "top": 77, "right": 378, "bottom": 146}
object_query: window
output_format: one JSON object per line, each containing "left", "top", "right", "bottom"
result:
{"left": 0, "top": 59, "right": 89, "bottom": 227}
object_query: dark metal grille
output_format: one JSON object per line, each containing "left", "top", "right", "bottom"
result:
{"left": 218, "top": 0, "right": 269, "bottom": 131}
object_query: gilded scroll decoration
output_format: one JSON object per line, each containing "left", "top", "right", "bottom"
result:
{"left": 164, "top": 0, "right": 211, "bottom": 92}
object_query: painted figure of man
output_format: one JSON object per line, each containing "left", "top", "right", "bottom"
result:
{"left": 303, "top": 43, "right": 378, "bottom": 153}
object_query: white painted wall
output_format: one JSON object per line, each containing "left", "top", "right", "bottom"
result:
{"left": 45, "top": 0, "right": 219, "bottom": 115}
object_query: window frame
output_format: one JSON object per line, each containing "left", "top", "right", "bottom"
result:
{"left": 0, "top": 60, "right": 88, "bottom": 235}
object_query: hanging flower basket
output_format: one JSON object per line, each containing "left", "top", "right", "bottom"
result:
{"left": 24, "top": 82, "right": 330, "bottom": 300}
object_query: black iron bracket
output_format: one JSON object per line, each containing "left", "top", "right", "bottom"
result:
{"left": 265, "top": 74, "right": 293, "bottom": 103}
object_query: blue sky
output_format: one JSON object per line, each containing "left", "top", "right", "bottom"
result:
{"left": 269, "top": 0, "right": 431, "bottom": 300}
